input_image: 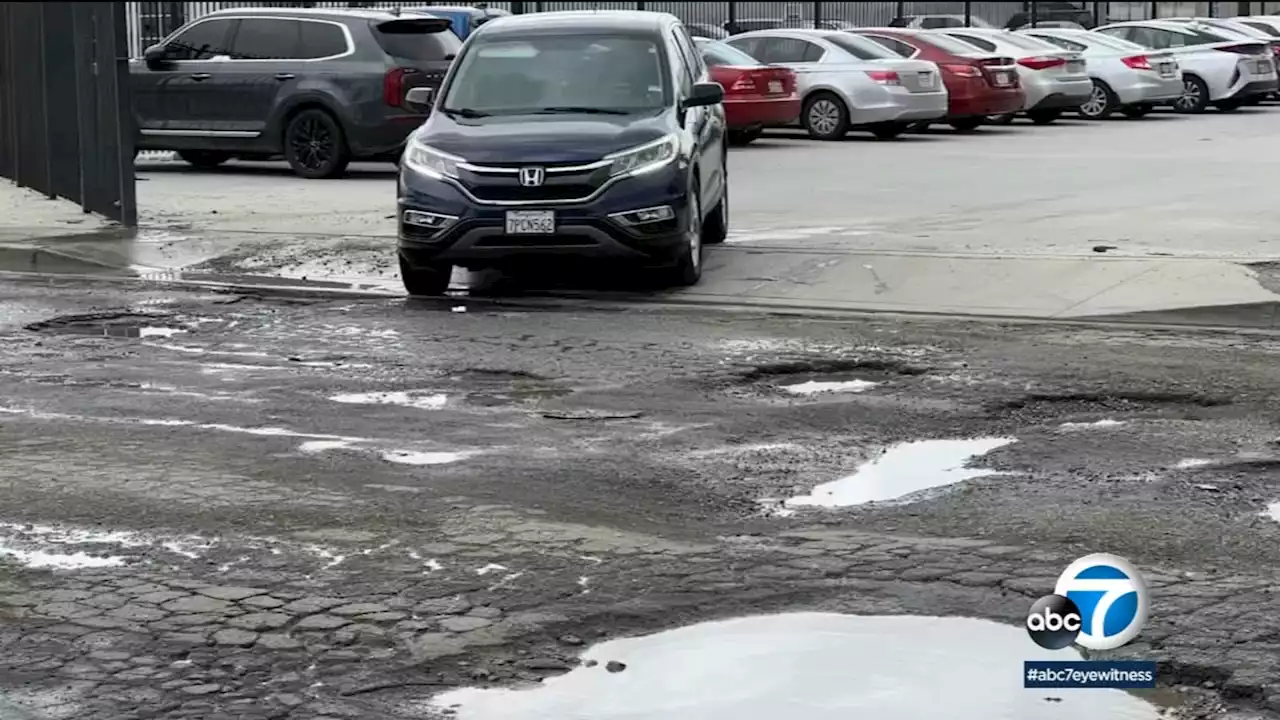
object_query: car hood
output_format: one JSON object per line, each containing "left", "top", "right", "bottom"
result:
{"left": 418, "top": 112, "right": 672, "bottom": 165}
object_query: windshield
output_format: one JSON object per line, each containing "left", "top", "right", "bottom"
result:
{"left": 701, "top": 41, "right": 761, "bottom": 67}
{"left": 922, "top": 31, "right": 997, "bottom": 55}
{"left": 999, "top": 32, "right": 1065, "bottom": 51}
{"left": 1082, "top": 31, "right": 1147, "bottom": 51}
{"left": 441, "top": 34, "right": 670, "bottom": 116}
{"left": 825, "top": 33, "right": 901, "bottom": 59}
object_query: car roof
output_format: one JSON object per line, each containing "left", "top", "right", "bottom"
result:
{"left": 1100, "top": 19, "right": 1210, "bottom": 32}
{"left": 202, "top": 6, "right": 406, "bottom": 21}
{"left": 853, "top": 26, "right": 925, "bottom": 36}
{"left": 479, "top": 9, "right": 677, "bottom": 35}
{"left": 733, "top": 27, "right": 840, "bottom": 39}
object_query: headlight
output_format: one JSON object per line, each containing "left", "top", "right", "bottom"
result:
{"left": 605, "top": 134, "right": 678, "bottom": 177}
{"left": 403, "top": 139, "right": 463, "bottom": 180}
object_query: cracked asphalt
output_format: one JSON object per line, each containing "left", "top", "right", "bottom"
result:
{"left": 4, "top": 278, "right": 1280, "bottom": 719}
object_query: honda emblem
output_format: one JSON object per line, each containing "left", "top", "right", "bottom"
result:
{"left": 518, "top": 167, "right": 545, "bottom": 187}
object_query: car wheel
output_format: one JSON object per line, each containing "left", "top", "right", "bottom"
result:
{"left": 1026, "top": 108, "right": 1062, "bottom": 125}
{"left": 949, "top": 117, "right": 983, "bottom": 132}
{"left": 177, "top": 150, "right": 232, "bottom": 169}
{"left": 702, "top": 172, "right": 728, "bottom": 246}
{"left": 1120, "top": 104, "right": 1151, "bottom": 119}
{"left": 802, "top": 92, "right": 849, "bottom": 141}
{"left": 989, "top": 113, "right": 1016, "bottom": 125}
{"left": 664, "top": 186, "right": 703, "bottom": 287}
{"left": 399, "top": 255, "right": 452, "bottom": 297}
{"left": 1173, "top": 74, "right": 1209, "bottom": 113}
{"left": 1215, "top": 97, "right": 1243, "bottom": 112}
{"left": 869, "top": 122, "right": 908, "bottom": 140}
{"left": 1078, "top": 79, "right": 1117, "bottom": 120}
{"left": 284, "top": 108, "right": 351, "bottom": 179}
{"left": 727, "top": 128, "right": 761, "bottom": 146}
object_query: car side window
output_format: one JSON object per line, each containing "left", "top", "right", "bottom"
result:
{"left": 676, "top": 26, "right": 707, "bottom": 78}
{"left": 864, "top": 34, "right": 916, "bottom": 57}
{"left": 229, "top": 18, "right": 301, "bottom": 60}
{"left": 1031, "top": 33, "right": 1085, "bottom": 51}
{"left": 945, "top": 33, "right": 998, "bottom": 52}
{"left": 758, "top": 37, "right": 821, "bottom": 63}
{"left": 668, "top": 31, "right": 695, "bottom": 95}
{"left": 297, "top": 20, "right": 349, "bottom": 59}
{"left": 164, "top": 18, "right": 236, "bottom": 60}
{"left": 725, "top": 37, "right": 760, "bottom": 58}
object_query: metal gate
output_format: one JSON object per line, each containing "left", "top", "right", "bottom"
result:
{"left": 0, "top": 2, "right": 136, "bottom": 226}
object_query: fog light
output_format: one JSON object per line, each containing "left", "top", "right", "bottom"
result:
{"left": 610, "top": 205, "right": 675, "bottom": 226}
{"left": 403, "top": 209, "right": 457, "bottom": 229}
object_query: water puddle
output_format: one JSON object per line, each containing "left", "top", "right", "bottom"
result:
{"left": 0, "top": 546, "right": 126, "bottom": 569}
{"left": 426, "top": 613, "right": 1161, "bottom": 720}
{"left": 381, "top": 450, "right": 476, "bottom": 466}
{"left": 1264, "top": 503, "right": 1280, "bottom": 523}
{"left": 1175, "top": 458, "right": 1212, "bottom": 469}
{"left": 781, "top": 378, "right": 879, "bottom": 395}
{"left": 329, "top": 391, "right": 448, "bottom": 410}
{"left": 785, "top": 437, "right": 1016, "bottom": 508}
{"left": 1060, "top": 419, "right": 1126, "bottom": 429}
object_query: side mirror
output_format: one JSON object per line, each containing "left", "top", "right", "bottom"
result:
{"left": 682, "top": 81, "right": 724, "bottom": 109}
{"left": 143, "top": 44, "right": 168, "bottom": 68}
{"left": 404, "top": 87, "right": 435, "bottom": 113}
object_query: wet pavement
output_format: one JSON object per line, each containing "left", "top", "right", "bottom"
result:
{"left": 1, "top": 279, "right": 1280, "bottom": 719}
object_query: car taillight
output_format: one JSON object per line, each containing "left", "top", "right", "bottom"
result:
{"left": 1018, "top": 56, "right": 1067, "bottom": 70}
{"left": 383, "top": 67, "right": 417, "bottom": 108}
{"left": 1121, "top": 55, "right": 1152, "bottom": 70}
{"left": 941, "top": 64, "right": 982, "bottom": 77}
{"left": 864, "top": 69, "right": 900, "bottom": 85}
{"left": 728, "top": 71, "right": 757, "bottom": 93}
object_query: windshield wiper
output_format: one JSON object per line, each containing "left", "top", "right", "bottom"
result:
{"left": 530, "top": 106, "right": 631, "bottom": 115}
{"left": 438, "top": 107, "right": 490, "bottom": 118}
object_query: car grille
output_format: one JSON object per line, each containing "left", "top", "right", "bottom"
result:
{"left": 459, "top": 164, "right": 609, "bottom": 203}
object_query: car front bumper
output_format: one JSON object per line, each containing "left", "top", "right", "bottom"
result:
{"left": 397, "top": 166, "right": 693, "bottom": 268}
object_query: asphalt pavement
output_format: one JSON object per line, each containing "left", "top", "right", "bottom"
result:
{"left": 1, "top": 278, "right": 1280, "bottom": 719}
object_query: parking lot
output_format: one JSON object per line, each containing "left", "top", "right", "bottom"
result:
{"left": 131, "top": 104, "right": 1280, "bottom": 319}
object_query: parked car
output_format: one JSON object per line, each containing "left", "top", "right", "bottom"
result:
{"left": 132, "top": 7, "right": 460, "bottom": 178}
{"left": 887, "top": 14, "right": 996, "bottom": 30}
{"left": 1161, "top": 16, "right": 1280, "bottom": 64}
{"left": 1094, "top": 20, "right": 1278, "bottom": 112}
{"left": 404, "top": 5, "right": 510, "bottom": 40}
{"left": 724, "top": 29, "right": 948, "bottom": 140}
{"left": 694, "top": 39, "right": 800, "bottom": 145}
{"left": 1238, "top": 16, "right": 1280, "bottom": 38}
{"left": 848, "top": 27, "right": 1023, "bottom": 132}
{"left": 685, "top": 22, "right": 729, "bottom": 40}
{"left": 1018, "top": 27, "right": 1182, "bottom": 119}
{"left": 935, "top": 27, "right": 1092, "bottom": 124}
{"left": 396, "top": 11, "right": 728, "bottom": 295}
{"left": 1003, "top": 2, "right": 1096, "bottom": 31}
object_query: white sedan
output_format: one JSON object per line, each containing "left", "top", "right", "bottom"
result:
{"left": 1018, "top": 27, "right": 1183, "bottom": 118}
{"left": 1093, "top": 19, "right": 1278, "bottom": 112}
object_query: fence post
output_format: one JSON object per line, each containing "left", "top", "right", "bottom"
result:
{"left": 636, "top": 1, "right": 645, "bottom": 10}
{"left": 1149, "top": 1, "right": 1157, "bottom": 18}
{"left": 1030, "top": 0, "right": 1038, "bottom": 26}
{"left": 964, "top": 0, "right": 971, "bottom": 26}
{"left": 813, "top": 0, "right": 821, "bottom": 29}
{"left": 727, "top": 1, "right": 736, "bottom": 33}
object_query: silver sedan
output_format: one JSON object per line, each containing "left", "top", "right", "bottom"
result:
{"left": 1018, "top": 27, "right": 1183, "bottom": 118}
{"left": 724, "top": 29, "right": 949, "bottom": 140}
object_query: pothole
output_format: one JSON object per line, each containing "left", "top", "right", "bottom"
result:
{"left": 777, "top": 373, "right": 881, "bottom": 395}
{"left": 992, "top": 391, "right": 1230, "bottom": 418}
{"left": 738, "top": 358, "right": 929, "bottom": 382}
{"left": 782, "top": 437, "right": 1016, "bottom": 509}
{"left": 424, "top": 613, "right": 1162, "bottom": 720}
{"left": 24, "top": 311, "right": 186, "bottom": 339}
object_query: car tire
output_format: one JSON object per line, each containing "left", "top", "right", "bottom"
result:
{"left": 1078, "top": 79, "right": 1117, "bottom": 120}
{"left": 989, "top": 113, "right": 1016, "bottom": 125}
{"left": 728, "top": 128, "right": 761, "bottom": 146}
{"left": 1173, "top": 74, "right": 1209, "bottom": 113}
{"left": 283, "top": 108, "right": 351, "bottom": 179}
{"left": 399, "top": 255, "right": 452, "bottom": 297}
{"left": 802, "top": 92, "right": 849, "bottom": 141}
{"left": 949, "top": 117, "right": 983, "bottom": 132}
{"left": 663, "top": 185, "right": 703, "bottom": 287}
{"left": 177, "top": 150, "right": 232, "bottom": 169}
{"left": 1120, "top": 104, "right": 1151, "bottom": 119}
{"left": 869, "top": 122, "right": 908, "bottom": 140}
{"left": 1026, "top": 108, "right": 1062, "bottom": 125}
{"left": 702, "top": 173, "right": 728, "bottom": 246}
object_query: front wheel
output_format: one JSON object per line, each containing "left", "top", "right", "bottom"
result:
{"left": 662, "top": 189, "right": 703, "bottom": 287}
{"left": 949, "top": 117, "right": 983, "bottom": 132}
{"left": 1026, "top": 108, "right": 1062, "bottom": 125}
{"left": 1173, "top": 75, "right": 1210, "bottom": 113}
{"left": 1078, "top": 79, "right": 1117, "bottom": 119}
{"left": 869, "top": 122, "right": 908, "bottom": 140}
{"left": 802, "top": 92, "right": 849, "bottom": 141}
{"left": 702, "top": 174, "right": 728, "bottom": 246}
{"left": 400, "top": 256, "right": 452, "bottom": 297}
{"left": 284, "top": 108, "right": 351, "bottom": 179}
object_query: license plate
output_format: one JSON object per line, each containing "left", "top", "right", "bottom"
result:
{"left": 1067, "top": 61, "right": 1084, "bottom": 73}
{"left": 918, "top": 71, "right": 934, "bottom": 88}
{"left": 768, "top": 80, "right": 783, "bottom": 94}
{"left": 1257, "top": 59, "right": 1272, "bottom": 73}
{"left": 1159, "top": 62, "right": 1175, "bottom": 76}
{"left": 993, "top": 71, "right": 1011, "bottom": 86}
{"left": 505, "top": 210, "right": 555, "bottom": 234}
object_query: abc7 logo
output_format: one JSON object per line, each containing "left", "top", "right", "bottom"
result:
{"left": 1026, "top": 553, "right": 1149, "bottom": 651}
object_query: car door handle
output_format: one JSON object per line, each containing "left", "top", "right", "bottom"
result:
{"left": 189, "top": 73, "right": 211, "bottom": 81}
{"left": 274, "top": 73, "right": 295, "bottom": 81}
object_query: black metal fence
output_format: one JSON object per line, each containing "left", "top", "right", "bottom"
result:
{"left": 125, "top": 1, "right": 1280, "bottom": 53}
{"left": 0, "top": 3, "right": 136, "bottom": 226}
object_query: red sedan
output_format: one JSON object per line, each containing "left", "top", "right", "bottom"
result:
{"left": 847, "top": 28, "right": 1026, "bottom": 131}
{"left": 696, "top": 39, "right": 800, "bottom": 145}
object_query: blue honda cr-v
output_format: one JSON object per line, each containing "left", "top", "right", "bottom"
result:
{"left": 396, "top": 10, "right": 729, "bottom": 296}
